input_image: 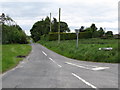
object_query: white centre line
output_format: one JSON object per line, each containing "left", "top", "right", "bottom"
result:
{"left": 49, "top": 57, "right": 55, "bottom": 63}
{"left": 49, "top": 57, "right": 62, "bottom": 68}
{"left": 72, "top": 73, "right": 97, "bottom": 89}
{"left": 66, "top": 62, "right": 109, "bottom": 71}
{"left": 42, "top": 51, "right": 47, "bottom": 56}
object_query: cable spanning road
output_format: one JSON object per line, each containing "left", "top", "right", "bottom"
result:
{"left": 2, "top": 43, "right": 118, "bottom": 89}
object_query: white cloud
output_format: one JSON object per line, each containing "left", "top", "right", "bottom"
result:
{"left": 1, "top": 0, "right": 119, "bottom": 35}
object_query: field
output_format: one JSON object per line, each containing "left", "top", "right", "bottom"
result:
{"left": 2, "top": 44, "right": 31, "bottom": 73}
{"left": 38, "top": 38, "right": 119, "bottom": 63}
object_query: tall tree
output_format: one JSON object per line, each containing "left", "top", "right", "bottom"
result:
{"left": 90, "top": 23, "right": 97, "bottom": 38}
{"left": 30, "top": 17, "right": 70, "bottom": 42}
{"left": 60, "top": 21, "right": 70, "bottom": 32}
{"left": 98, "top": 27, "right": 105, "bottom": 37}
{"left": 44, "top": 16, "right": 50, "bottom": 34}
{"left": 52, "top": 18, "right": 58, "bottom": 32}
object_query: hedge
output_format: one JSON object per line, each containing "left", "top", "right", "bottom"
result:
{"left": 41, "top": 32, "right": 92, "bottom": 41}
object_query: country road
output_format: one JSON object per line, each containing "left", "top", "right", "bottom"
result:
{"left": 2, "top": 43, "right": 118, "bottom": 89}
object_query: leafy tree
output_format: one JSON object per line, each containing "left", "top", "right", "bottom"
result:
{"left": 30, "top": 21, "right": 44, "bottom": 42}
{"left": 79, "top": 26, "right": 85, "bottom": 32}
{"left": 105, "top": 31, "right": 113, "bottom": 38}
{"left": 85, "top": 27, "right": 91, "bottom": 32}
{"left": 98, "top": 27, "right": 105, "bottom": 37}
{"left": 52, "top": 18, "right": 58, "bottom": 32}
{"left": 44, "top": 16, "right": 50, "bottom": 34}
{"left": 90, "top": 23, "right": 97, "bottom": 32}
{"left": 60, "top": 22, "right": 70, "bottom": 32}
{"left": 90, "top": 23, "right": 97, "bottom": 38}
{"left": 2, "top": 25, "right": 27, "bottom": 44}
{"left": 1, "top": 13, "right": 28, "bottom": 44}
{"left": 30, "top": 17, "right": 70, "bottom": 42}
{"left": 12, "top": 25, "right": 22, "bottom": 31}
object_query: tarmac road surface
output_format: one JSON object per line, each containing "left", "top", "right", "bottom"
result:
{"left": 2, "top": 43, "right": 118, "bottom": 89}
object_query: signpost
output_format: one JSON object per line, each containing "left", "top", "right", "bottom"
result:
{"left": 75, "top": 29, "right": 79, "bottom": 48}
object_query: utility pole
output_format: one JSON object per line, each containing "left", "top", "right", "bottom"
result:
{"left": 50, "top": 13, "right": 51, "bottom": 32}
{"left": 58, "top": 8, "right": 61, "bottom": 43}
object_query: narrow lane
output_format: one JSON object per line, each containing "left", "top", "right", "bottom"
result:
{"left": 2, "top": 43, "right": 118, "bottom": 88}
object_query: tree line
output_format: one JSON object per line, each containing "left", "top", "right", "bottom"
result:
{"left": 30, "top": 16, "right": 70, "bottom": 42}
{"left": 79, "top": 24, "right": 113, "bottom": 38}
{"left": 1, "top": 13, "right": 28, "bottom": 44}
{"left": 30, "top": 16, "right": 115, "bottom": 42}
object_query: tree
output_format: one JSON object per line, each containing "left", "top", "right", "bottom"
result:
{"left": 52, "top": 18, "right": 58, "bottom": 32}
{"left": 44, "top": 16, "right": 50, "bottom": 34}
{"left": 90, "top": 23, "right": 97, "bottom": 32}
{"left": 60, "top": 22, "right": 70, "bottom": 32}
{"left": 0, "top": 13, "right": 5, "bottom": 24}
{"left": 90, "top": 23, "right": 97, "bottom": 38}
{"left": 51, "top": 18, "right": 70, "bottom": 32}
{"left": 98, "top": 27, "right": 105, "bottom": 37}
{"left": 79, "top": 26, "right": 85, "bottom": 32}
{"left": 30, "top": 21, "right": 44, "bottom": 42}
{"left": 105, "top": 31, "right": 113, "bottom": 38}
{"left": 30, "top": 17, "right": 70, "bottom": 42}
{"left": 2, "top": 13, "right": 28, "bottom": 44}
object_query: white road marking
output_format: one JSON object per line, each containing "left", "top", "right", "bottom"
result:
{"left": 56, "top": 64, "right": 62, "bottom": 68}
{"left": 49, "top": 57, "right": 55, "bottom": 63}
{"left": 42, "top": 51, "right": 47, "bottom": 56}
{"left": 66, "top": 62, "right": 109, "bottom": 71}
{"left": 92, "top": 67, "right": 109, "bottom": 71}
{"left": 49, "top": 57, "right": 62, "bottom": 68}
{"left": 72, "top": 73, "right": 97, "bottom": 89}
{"left": 66, "top": 62, "right": 91, "bottom": 70}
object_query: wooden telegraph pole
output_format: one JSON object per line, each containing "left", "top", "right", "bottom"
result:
{"left": 50, "top": 13, "right": 51, "bottom": 32}
{"left": 58, "top": 8, "right": 61, "bottom": 43}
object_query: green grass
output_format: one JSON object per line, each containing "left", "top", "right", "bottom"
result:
{"left": 38, "top": 38, "right": 119, "bottom": 63}
{"left": 2, "top": 44, "right": 31, "bottom": 73}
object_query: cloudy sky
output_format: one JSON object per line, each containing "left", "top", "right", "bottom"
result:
{"left": 0, "top": 0, "right": 119, "bottom": 35}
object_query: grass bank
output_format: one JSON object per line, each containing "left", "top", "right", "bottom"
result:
{"left": 38, "top": 38, "right": 119, "bottom": 63}
{"left": 2, "top": 44, "right": 31, "bottom": 73}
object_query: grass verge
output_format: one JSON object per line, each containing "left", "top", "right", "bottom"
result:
{"left": 38, "top": 38, "right": 119, "bottom": 63}
{"left": 2, "top": 44, "right": 31, "bottom": 73}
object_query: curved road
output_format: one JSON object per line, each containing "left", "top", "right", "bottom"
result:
{"left": 2, "top": 43, "right": 118, "bottom": 89}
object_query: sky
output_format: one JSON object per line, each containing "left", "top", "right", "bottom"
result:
{"left": 0, "top": 0, "right": 119, "bottom": 35}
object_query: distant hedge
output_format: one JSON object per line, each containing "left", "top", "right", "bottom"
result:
{"left": 41, "top": 32, "right": 92, "bottom": 41}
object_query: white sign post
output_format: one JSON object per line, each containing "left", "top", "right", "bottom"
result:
{"left": 75, "top": 29, "right": 79, "bottom": 48}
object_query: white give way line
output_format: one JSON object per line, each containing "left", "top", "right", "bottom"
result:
{"left": 66, "top": 62, "right": 109, "bottom": 71}
{"left": 72, "top": 73, "right": 97, "bottom": 89}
